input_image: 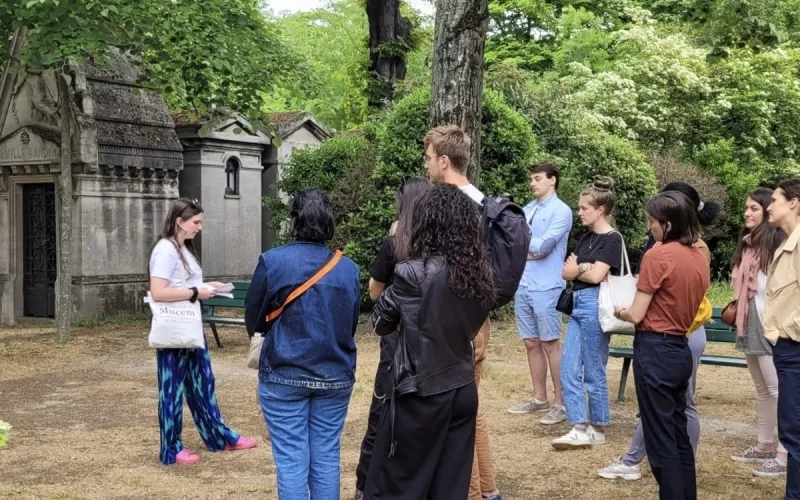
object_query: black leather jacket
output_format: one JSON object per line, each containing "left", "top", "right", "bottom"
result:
{"left": 371, "top": 256, "right": 491, "bottom": 397}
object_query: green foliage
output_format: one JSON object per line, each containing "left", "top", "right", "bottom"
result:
{"left": 141, "top": 0, "right": 300, "bottom": 116}
{"left": 270, "top": 88, "right": 537, "bottom": 306}
{"left": 551, "top": 122, "right": 658, "bottom": 248}
{"left": 0, "top": 0, "right": 300, "bottom": 118}
{"left": 266, "top": 134, "right": 378, "bottom": 253}
{"left": 266, "top": 0, "right": 433, "bottom": 131}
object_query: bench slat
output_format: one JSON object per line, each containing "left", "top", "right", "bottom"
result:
{"left": 204, "top": 317, "right": 246, "bottom": 325}
{"left": 203, "top": 297, "right": 246, "bottom": 308}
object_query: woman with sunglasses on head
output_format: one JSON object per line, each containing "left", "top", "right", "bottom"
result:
{"left": 729, "top": 188, "right": 787, "bottom": 478}
{"left": 614, "top": 191, "right": 711, "bottom": 500}
{"left": 353, "top": 177, "right": 431, "bottom": 500}
{"left": 148, "top": 198, "right": 257, "bottom": 466}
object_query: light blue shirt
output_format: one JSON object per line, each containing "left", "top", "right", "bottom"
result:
{"left": 519, "top": 193, "right": 573, "bottom": 291}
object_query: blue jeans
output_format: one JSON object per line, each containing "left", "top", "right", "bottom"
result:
{"left": 774, "top": 338, "right": 800, "bottom": 500}
{"left": 560, "top": 286, "right": 610, "bottom": 426}
{"left": 258, "top": 381, "right": 353, "bottom": 500}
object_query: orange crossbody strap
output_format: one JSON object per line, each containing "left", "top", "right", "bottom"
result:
{"left": 265, "top": 250, "right": 343, "bottom": 323}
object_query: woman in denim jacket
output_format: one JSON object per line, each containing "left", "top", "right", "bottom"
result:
{"left": 245, "top": 189, "right": 361, "bottom": 500}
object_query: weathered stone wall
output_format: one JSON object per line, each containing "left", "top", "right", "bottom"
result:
{"left": 70, "top": 169, "right": 179, "bottom": 318}
{"left": 179, "top": 143, "right": 264, "bottom": 281}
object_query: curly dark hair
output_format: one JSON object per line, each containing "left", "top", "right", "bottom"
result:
{"left": 407, "top": 183, "right": 495, "bottom": 303}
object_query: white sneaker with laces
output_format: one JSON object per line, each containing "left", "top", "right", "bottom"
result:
{"left": 539, "top": 404, "right": 567, "bottom": 425}
{"left": 552, "top": 427, "right": 592, "bottom": 450}
{"left": 597, "top": 456, "right": 642, "bottom": 480}
{"left": 587, "top": 425, "right": 606, "bottom": 445}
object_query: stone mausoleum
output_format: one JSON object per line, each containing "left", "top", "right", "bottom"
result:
{"left": 0, "top": 31, "right": 329, "bottom": 325}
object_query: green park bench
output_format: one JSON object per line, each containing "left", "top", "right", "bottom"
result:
{"left": 201, "top": 281, "right": 251, "bottom": 348}
{"left": 609, "top": 307, "right": 745, "bottom": 402}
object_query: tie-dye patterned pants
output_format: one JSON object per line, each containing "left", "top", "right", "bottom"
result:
{"left": 156, "top": 347, "right": 240, "bottom": 464}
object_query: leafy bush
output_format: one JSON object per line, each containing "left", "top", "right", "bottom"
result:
{"left": 648, "top": 150, "right": 731, "bottom": 242}
{"left": 265, "top": 134, "right": 377, "bottom": 252}
{"left": 270, "top": 87, "right": 538, "bottom": 307}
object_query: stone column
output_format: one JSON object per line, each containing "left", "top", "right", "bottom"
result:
{"left": 0, "top": 172, "right": 12, "bottom": 324}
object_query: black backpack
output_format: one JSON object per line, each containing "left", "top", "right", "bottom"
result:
{"left": 482, "top": 195, "right": 532, "bottom": 309}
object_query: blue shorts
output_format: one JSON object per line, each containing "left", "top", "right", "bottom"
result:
{"left": 515, "top": 287, "right": 563, "bottom": 341}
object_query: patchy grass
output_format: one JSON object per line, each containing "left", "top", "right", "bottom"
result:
{"left": 0, "top": 313, "right": 783, "bottom": 499}
{"left": 708, "top": 281, "right": 734, "bottom": 307}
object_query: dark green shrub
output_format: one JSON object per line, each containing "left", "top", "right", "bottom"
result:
{"left": 265, "top": 134, "right": 377, "bottom": 252}
{"left": 551, "top": 124, "right": 658, "bottom": 249}
{"left": 270, "top": 87, "right": 539, "bottom": 307}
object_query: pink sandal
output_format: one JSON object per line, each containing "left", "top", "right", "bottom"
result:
{"left": 224, "top": 436, "right": 258, "bottom": 451}
{"left": 175, "top": 449, "right": 199, "bottom": 464}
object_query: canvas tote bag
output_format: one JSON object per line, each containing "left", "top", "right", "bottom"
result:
{"left": 598, "top": 232, "right": 637, "bottom": 333}
{"left": 147, "top": 292, "right": 205, "bottom": 349}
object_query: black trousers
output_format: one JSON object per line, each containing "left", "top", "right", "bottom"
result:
{"left": 356, "top": 333, "right": 398, "bottom": 491}
{"left": 633, "top": 331, "right": 696, "bottom": 500}
{"left": 774, "top": 338, "right": 800, "bottom": 500}
{"left": 364, "top": 382, "right": 478, "bottom": 500}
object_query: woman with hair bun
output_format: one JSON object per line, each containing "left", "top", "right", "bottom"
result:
{"left": 554, "top": 176, "right": 623, "bottom": 450}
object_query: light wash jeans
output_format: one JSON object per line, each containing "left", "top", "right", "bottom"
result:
{"left": 258, "top": 381, "right": 353, "bottom": 500}
{"left": 560, "top": 286, "right": 610, "bottom": 426}
{"left": 622, "top": 327, "right": 707, "bottom": 465}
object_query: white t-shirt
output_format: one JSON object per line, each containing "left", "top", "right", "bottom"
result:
{"left": 460, "top": 184, "right": 485, "bottom": 204}
{"left": 149, "top": 239, "right": 203, "bottom": 288}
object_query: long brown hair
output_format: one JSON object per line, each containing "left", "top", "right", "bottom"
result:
{"left": 148, "top": 198, "right": 204, "bottom": 279}
{"left": 731, "top": 188, "right": 784, "bottom": 273}
{"left": 392, "top": 177, "right": 432, "bottom": 261}
{"left": 408, "top": 184, "right": 495, "bottom": 304}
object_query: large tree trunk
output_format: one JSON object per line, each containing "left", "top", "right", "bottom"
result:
{"left": 365, "top": 0, "right": 411, "bottom": 108}
{"left": 430, "top": 0, "right": 489, "bottom": 186}
{"left": 56, "top": 72, "right": 73, "bottom": 342}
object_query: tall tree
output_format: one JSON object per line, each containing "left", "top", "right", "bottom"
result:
{"left": 430, "top": 0, "right": 490, "bottom": 184}
{"left": 365, "top": 0, "right": 413, "bottom": 108}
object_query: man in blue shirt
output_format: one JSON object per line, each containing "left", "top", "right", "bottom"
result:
{"left": 508, "top": 162, "right": 573, "bottom": 426}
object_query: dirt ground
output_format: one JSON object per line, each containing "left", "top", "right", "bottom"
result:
{"left": 0, "top": 317, "right": 786, "bottom": 499}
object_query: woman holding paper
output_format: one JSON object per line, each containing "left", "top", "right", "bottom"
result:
{"left": 148, "top": 198, "right": 257, "bottom": 465}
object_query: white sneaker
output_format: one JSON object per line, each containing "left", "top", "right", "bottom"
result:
{"left": 587, "top": 425, "right": 606, "bottom": 445}
{"left": 552, "top": 427, "right": 592, "bottom": 450}
{"left": 597, "top": 456, "right": 642, "bottom": 480}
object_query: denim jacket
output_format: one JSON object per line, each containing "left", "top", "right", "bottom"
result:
{"left": 245, "top": 241, "right": 361, "bottom": 389}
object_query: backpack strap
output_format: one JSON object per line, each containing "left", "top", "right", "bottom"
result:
{"left": 265, "top": 250, "right": 343, "bottom": 323}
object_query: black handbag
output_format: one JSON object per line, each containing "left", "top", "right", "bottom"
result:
{"left": 556, "top": 287, "right": 574, "bottom": 315}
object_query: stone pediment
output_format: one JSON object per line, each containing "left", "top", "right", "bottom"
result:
{"left": 0, "top": 29, "right": 183, "bottom": 173}
{"left": 0, "top": 127, "right": 59, "bottom": 166}
{"left": 174, "top": 111, "right": 271, "bottom": 146}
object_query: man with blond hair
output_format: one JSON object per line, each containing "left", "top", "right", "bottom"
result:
{"left": 423, "top": 124, "right": 502, "bottom": 500}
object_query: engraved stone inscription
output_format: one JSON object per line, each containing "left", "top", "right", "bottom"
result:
{"left": 0, "top": 129, "right": 59, "bottom": 165}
